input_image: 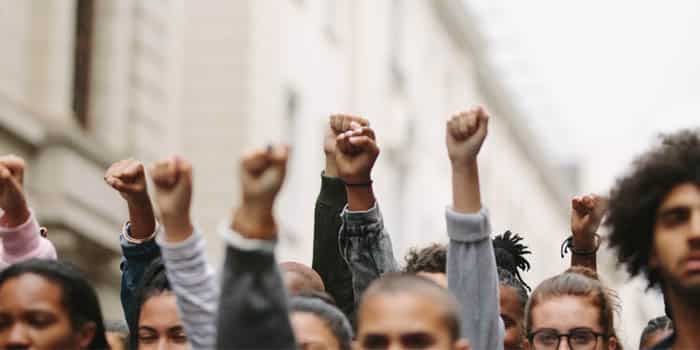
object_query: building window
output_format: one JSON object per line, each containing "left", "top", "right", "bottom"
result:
{"left": 72, "top": 0, "right": 95, "bottom": 129}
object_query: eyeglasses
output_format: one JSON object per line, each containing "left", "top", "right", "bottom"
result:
{"left": 528, "top": 328, "right": 607, "bottom": 350}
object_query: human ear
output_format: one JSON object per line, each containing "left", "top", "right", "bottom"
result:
{"left": 454, "top": 338, "right": 470, "bottom": 350}
{"left": 76, "top": 322, "right": 97, "bottom": 350}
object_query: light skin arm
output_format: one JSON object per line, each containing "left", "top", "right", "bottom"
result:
{"left": 231, "top": 145, "right": 289, "bottom": 240}
{"left": 0, "top": 155, "right": 30, "bottom": 228}
{"left": 104, "top": 159, "right": 156, "bottom": 239}
{"left": 150, "top": 156, "right": 194, "bottom": 242}
{"left": 570, "top": 194, "right": 607, "bottom": 271}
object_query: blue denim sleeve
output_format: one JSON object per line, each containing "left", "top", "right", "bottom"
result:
{"left": 120, "top": 229, "right": 162, "bottom": 334}
{"left": 339, "top": 203, "right": 399, "bottom": 308}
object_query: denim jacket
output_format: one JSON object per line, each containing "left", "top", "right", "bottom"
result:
{"left": 338, "top": 204, "right": 504, "bottom": 350}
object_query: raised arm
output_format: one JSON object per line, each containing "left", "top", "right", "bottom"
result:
{"left": 216, "top": 145, "right": 295, "bottom": 349}
{"left": 150, "top": 156, "right": 218, "bottom": 349}
{"left": 335, "top": 123, "right": 399, "bottom": 311}
{"left": 445, "top": 107, "right": 503, "bottom": 350}
{"left": 313, "top": 114, "right": 369, "bottom": 318}
{"left": 569, "top": 194, "right": 607, "bottom": 271}
{"left": 104, "top": 159, "right": 160, "bottom": 333}
{"left": 0, "top": 155, "right": 56, "bottom": 269}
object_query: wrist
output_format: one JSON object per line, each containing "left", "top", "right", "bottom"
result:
{"left": 233, "top": 205, "right": 277, "bottom": 240}
{"left": 450, "top": 159, "right": 478, "bottom": 173}
{"left": 324, "top": 157, "right": 339, "bottom": 178}
{"left": 0, "top": 204, "right": 30, "bottom": 228}
{"left": 160, "top": 215, "right": 193, "bottom": 242}
{"left": 345, "top": 184, "right": 375, "bottom": 211}
{"left": 572, "top": 231, "right": 597, "bottom": 250}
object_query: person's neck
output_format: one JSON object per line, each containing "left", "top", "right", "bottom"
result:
{"left": 667, "top": 288, "right": 700, "bottom": 349}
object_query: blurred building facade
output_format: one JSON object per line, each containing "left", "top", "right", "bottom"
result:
{"left": 0, "top": 0, "right": 572, "bottom": 321}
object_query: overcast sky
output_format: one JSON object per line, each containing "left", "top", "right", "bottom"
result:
{"left": 467, "top": 0, "right": 700, "bottom": 190}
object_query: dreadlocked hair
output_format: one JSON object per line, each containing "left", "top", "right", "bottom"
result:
{"left": 493, "top": 230, "right": 532, "bottom": 291}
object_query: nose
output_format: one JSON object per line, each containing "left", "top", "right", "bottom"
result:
{"left": 556, "top": 336, "right": 572, "bottom": 350}
{"left": 690, "top": 210, "right": 700, "bottom": 243}
{"left": 5, "top": 323, "right": 30, "bottom": 348}
{"left": 156, "top": 338, "right": 170, "bottom": 350}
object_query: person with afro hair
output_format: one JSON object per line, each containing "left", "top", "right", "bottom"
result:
{"left": 606, "top": 129, "right": 700, "bottom": 349}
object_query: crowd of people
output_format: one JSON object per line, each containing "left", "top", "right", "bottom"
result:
{"left": 0, "top": 106, "right": 698, "bottom": 349}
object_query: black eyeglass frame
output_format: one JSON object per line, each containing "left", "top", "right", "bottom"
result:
{"left": 527, "top": 328, "right": 608, "bottom": 350}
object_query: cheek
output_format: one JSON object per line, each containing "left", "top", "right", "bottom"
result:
{"left": 29, "top": 322, "right": 77, "bottom": 349}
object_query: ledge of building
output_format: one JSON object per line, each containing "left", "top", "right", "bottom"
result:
{"left": 0, "top": 91, "right": 123, "bottom": 253}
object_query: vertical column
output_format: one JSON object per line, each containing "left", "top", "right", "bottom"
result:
{"left": 24, "top": 0, "right": 76, "bottom": 123}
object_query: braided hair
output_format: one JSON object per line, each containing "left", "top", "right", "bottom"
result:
{"left": 493, "top": 230, "right": 532, "bottom": 292}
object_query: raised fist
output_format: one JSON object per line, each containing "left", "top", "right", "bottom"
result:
{"left": 571, "top": 194, "right": 608, "bottom": 239}
{"left": 334, "top": 126, "right": 379, "bottom": 185}
{"left": 240, "top": 145, "right": 289, "bottom": 208}
{"left": 446, "top": 106, "right": 490, "bottom": 168}
{"left": 324, "top": 114, "right": 370, "bottom": 156}
{"left": 104, "top": 159, "right": 149, "bottom": 205}
{"left": 150, "top": 156, "right": 193, "bottom": 226}
{"left": 0, "top": 155, "right": 29, "bottom": 227}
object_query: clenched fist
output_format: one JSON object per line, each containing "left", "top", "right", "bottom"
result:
{"left": 150, "top": 156, "right": 193, "bottom": 241}
{"left": 0, "top": 155, "right": 29, "bottom": 227}
{"left": 446, "top": 106, "right": 490, "bottom": 168}
{"left": 234, "top": 145, "right": 289, "bottom": 240}
{"left": 571, "top": 194, "right": 608, "bottom": 244}
{"left": 240, "top": 145, "right": 289, "bottom": 208}
{"left": 334, "top": 126, "right": 379, "bottom": 185}
{"left": 104, "top": 159, "right": 150, "bottom": 205}
{"left": 324, "top": 114, "right": 369, "bottom": 177}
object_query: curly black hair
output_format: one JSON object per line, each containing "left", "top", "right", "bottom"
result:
{"left": 606, "top": 129, "right": 700, "bottom": 288}
{"left": 403, "top": 243, "right": 446, "bottom": 274}
{"left": 493, "top": 230, "right": 532, "bottom": 291}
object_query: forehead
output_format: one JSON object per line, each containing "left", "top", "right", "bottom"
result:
{"left": 139, "top": 293, "right": 181, "bottom": 327}
{"left": 500, "top": 285, "right": 524, "bottom": 318}
{"left": 291, "top": 312, "right": 338, "bottom": 345}
{"left": 358, "top": 292, "right": 450, "bottom": 335}
{"left": 530, "top": 295, "right": 600, "bottom": 332}
{"left": 658, "top": 183, "right": 700, "bottom": 210}
{"left": 0, "top": 273, "right": 65, "bottom": 312}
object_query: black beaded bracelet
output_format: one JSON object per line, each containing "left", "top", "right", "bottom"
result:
{"left": 560, "top": 233, "right": 601, "bottom": 258}
{"left": 344, "top": 180, "right": 373, "bottom": 187}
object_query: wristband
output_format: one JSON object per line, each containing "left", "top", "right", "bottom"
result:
{"left": 560, "top": 233, "right": 601, "bottom": 258}
{"left": 344, "top": 180, "right": 373, "bottom": 187}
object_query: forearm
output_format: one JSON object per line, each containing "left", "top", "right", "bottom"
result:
{"left": 119, "top": 224, "right": 161, "bottom": 332}
{"left": 446, "top": 208, "right": 504, "bottom": 350}
{"left": 451, "top": 161, "right": 482, "bottom": 213}
{"left": 217, "top": 228, "right": 295, "bottom": 349}
{"left": 340, "top": 204, "right": 399, "bottom": 308}
{"left": 157, "top": 228, "right": 218, "bottom": 349}
{"left": 313, "top": 173, "right": 355, "bottom": 317}
{"left": 126, "top": 200, "right": 156, "bottom": 240}
{"left": 570, "top": 235, "right": 597, "bottom": 271}
{"left": 0, "top": 209, "right": 57, "bottom": 268}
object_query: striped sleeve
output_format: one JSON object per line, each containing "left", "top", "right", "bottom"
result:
{"left": 156, "top": 227, "right": 219, "bottom": 350}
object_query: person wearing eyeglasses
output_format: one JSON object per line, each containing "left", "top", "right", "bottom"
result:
{"left": 523, "top": 267, "right": 620, "bottom": 350}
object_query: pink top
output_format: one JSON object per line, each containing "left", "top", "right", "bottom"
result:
{"left": 0, "top": 209, "right": 57, "bottom": 270}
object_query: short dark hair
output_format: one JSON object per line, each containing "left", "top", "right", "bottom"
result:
{"left": 132, "top": 258, "right": 172, "bottom": 347}
{"left": 360, "top": 273, "right": 461, "bottom": 341}
{"left": 639, "top": 316, "right": 673, "bottom": 349}
{"left": 290, "top": 296, "right": 353, "bottom": 350}
{"left": 403, "top": 243, "right": 446, "bottom": 274}
{"left": 0, "top": 259, "right": 109, "bottom": 350}
{"left": 606, "top": 129, "right": 700, "bottom": 288}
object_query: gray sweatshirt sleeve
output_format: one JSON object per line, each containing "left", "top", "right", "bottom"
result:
{"left": 156, "top": 228, "right": 219, "bottom": 350}
{"left": 446, "top": 207, "right": 504, "bottom": 350}
{"left": 339, "top": 203, "right": 400, "bottom": 309}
